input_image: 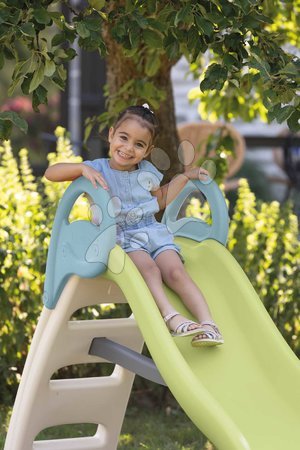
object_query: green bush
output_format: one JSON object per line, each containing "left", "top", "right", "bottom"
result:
{"left": 0, "top": 130, "right": 299, "bottom": 406}
{"left": 0, "top": 128, "right": 83, "bottom": 404}
{"left": 229, "top": 179, "right": 299, "bottom": 354}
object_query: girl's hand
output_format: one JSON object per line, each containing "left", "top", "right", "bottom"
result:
{"left": 81, "top": 164, "right": 109, "bottom": 190}
{"left": 184, "top": 167, "right": 209, "bottom": 181}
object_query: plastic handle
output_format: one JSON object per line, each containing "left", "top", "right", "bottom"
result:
{"left": 43, "top": 177, "right": 116, "bottom": 309}
{"left": 162, "top": 178, "right": 229, "bottom": 245}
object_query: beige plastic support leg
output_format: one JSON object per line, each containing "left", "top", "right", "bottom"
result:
{"left": 4, "top": 275, "right": 144, "bottom": 450}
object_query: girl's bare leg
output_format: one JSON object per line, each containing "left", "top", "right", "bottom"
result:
{"left": 154, "top": 250, "right": 214, "bottom": 324}
{"left": 128, "top": 250, "right": 200, "bottom": 332}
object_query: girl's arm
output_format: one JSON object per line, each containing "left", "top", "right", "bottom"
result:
{"left": 152, "top": 167, "right": 209, "bottom": 210}
{"left": 44, "top": 163, "right": 109, "bottom": 190}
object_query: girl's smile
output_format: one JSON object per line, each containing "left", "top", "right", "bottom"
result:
{"left": 117, "top": 150, "right": 133, "bottom": 160}
{"left": 108, "top": 118, "right": 153, "bottom": 171}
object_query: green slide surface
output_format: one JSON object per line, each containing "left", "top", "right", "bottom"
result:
{"left": 105, "top": 237, "right": 300, "bottom": 450}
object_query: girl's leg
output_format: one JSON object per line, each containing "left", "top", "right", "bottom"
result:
{"left": 128, "top": 250, "right": 200, "bottom": 332}
{"left": 154, "top": 249, "right": 215, "bottom": 325}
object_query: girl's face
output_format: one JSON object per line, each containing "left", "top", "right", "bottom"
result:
{"left": 108, "top": 118, "right": 153, "bottom": 171}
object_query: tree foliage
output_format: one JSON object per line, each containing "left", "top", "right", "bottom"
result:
{"left": 0, "top": 0, "right": 299, "bottom": 139}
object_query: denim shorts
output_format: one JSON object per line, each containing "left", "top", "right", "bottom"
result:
{"left": 117, "top": 218, "right": 183, "bottom": 261}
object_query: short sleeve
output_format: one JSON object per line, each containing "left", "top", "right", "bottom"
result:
{"left": 139, "top": 160, "right": 163, "bottom": 191}
{"left": 83, "top": 158, "right": 105, "bottom": 173}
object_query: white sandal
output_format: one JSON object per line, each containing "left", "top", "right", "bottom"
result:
{"left": 163, "top": 312, "right": 204, "bottom": 337}
{"left": 191, "top": 321, "right": 224, "bottom": 347}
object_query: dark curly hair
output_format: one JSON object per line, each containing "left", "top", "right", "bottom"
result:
{"left": 113, "top": 105, "right": 159, "bottom": 142}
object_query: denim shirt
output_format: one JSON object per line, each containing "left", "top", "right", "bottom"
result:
{"left": 83, "top": 158, "right": 163, "bottom": 229}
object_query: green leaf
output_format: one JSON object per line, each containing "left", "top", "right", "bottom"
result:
{"left": 7, "top": 76, "right": 22, "bottom": 97}
{"left": 77, "top": 22, "right": 90, "bottom": 39}
{"left": 51, "top": 76, "right": 65, "bottom": 91}
{"left": 32, "top": 85, "right": 48, "bottom": 112}
{"left": 145, "top": 0, "right": 156, "bottom": 14}
{"left": 229, "top": 78, "right": 240, "bottom": 88}
{"left": 35, "top": 85, "right": 48, "bottom": 105}
{"left": 145, "top": 52, "right": 161, "bottom": 76}
{"left": 63, "top": 48, "right": 77, "bottom": 61}
{"left": 33, "top": 8, "right": 51, "bottom": 25}
{"left": 29, "top": 63, "right": 45, "bottom": 93}
{"left": 111, "top": 22, "right": 126, "bottom": 41}
{"left": 275, "top": 105, "right": 295, "bottom": 124}
{"left": 280, "top": 89, "right": 295, "bottom": 105}
{"left": 0, "top": 119, "right": 12, "bottom": 140}
{"left": 57, "top": 64, "right": 67, "bottom": 81}
{"left": 0, "top": 111, "right": 28, "bottom": 135}
{"left": 191, "top": 34, "right": 207, "bottom": 61}
{"left": 52, "top": 32, "right": 66, "bottom": 47}
{"left": 88, "top": 0, "right": 105, "bottom": 10}
{"left": 3, "top": 46, "right": 15, "bottom": 60}
{"left": 44, "top": 59, "right": 56, "bottom": 77}
{"left": 287, "top": 110, "right": 300, "bottom": 132}
{"left": 187, "top": 27, "right": 199, "bottom": 53}
{"left": 262, "top": 89, "right": 278, "bottom": 109}
{"left": 83, "top": 17, "right": 102, "bottom": 31}
{"left": 165, "top": 40, "right": 180, "bottom": 60}
{"left": 84, "top": 122, "right": 93, "bottom": 143}
{"left": 129, "top": 27, "right": 140, "bottom": 49}
{"left": 54, "top": 48, "right": 77, "bottom": 60}
{"left": 21, "top": 74, "right": 33, "bottom": 95}
{"left": 163, "top": 31, "right": 181, "bottom": 59}
{"left": 223, "top": 54, "right": 240, "bottom": 69}
{"left": 132, "top": 12, "right": 148, "bottom": 29}
{"left": 147, "top": 18, "right": 165, "bottom": 33}
{"left": 157, "top": 5, "right": 175, "bottom": 24}
{"left": 12, "top": 59, "right": 28, "bottom": 79}
{"left": 19, "top": 22, "right": 35, "bottom": 37}
{"left": 125, "top": 0, "right": 136, "bottom": 13}
{"left": 48, "top": 11, "right": 64, "bottom": 29}
{"left": 200, "top": 64, "right": 228, "bottom": 91}
{"left": 194, "top": 16, "right": 214, "bottom": 37}
{"left": 175, "top": 4, "right": 193, "bottom": 27}
{"left": 278, "top": 62, "right": 299, "bottom": 77}
{"left": 249, "top": 53, "right": 271, "bottom": 79}
{"left": 143, "top": 29, "right": 163, "bottom": 48}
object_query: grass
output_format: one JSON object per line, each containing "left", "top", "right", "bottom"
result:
{"left": 0, "top": 404, "right": 214, "bottom": 450}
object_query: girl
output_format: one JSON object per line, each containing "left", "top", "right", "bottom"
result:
{"left": 45, "top": 104, "right": 223, "bottom": 346}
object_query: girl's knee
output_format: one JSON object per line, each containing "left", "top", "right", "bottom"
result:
{"left": 165, "top": 265, "right": 186, "bottom": 284}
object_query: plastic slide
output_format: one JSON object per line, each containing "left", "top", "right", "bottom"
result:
{"left": 4, "top": 177, "right": 300, "bottom": 450}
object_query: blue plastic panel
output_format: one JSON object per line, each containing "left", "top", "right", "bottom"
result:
{"left": 43, "top": 177, "right": 116, "bottom": 309}
{"left": 161, "top": 178, "right": 229, "bottom": 245}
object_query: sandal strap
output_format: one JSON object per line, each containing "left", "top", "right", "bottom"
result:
{"left": 174, "top": 320, "right": 200, "bottom": 334}
{"left": 197, "top": 330, "right": 218, "bottom": 339}
{"left": 200, "top": 321, "right": 217, "bottom": 327}
{"left": 200, "top": 321, "right": 221, "bottom": 335}
{"left": 163, "top": 312, "right": 179, "bottom": 323}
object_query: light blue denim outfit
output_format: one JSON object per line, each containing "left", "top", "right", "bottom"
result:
{"left": 83, "top": 158, "right": 182, "bottom": 260}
